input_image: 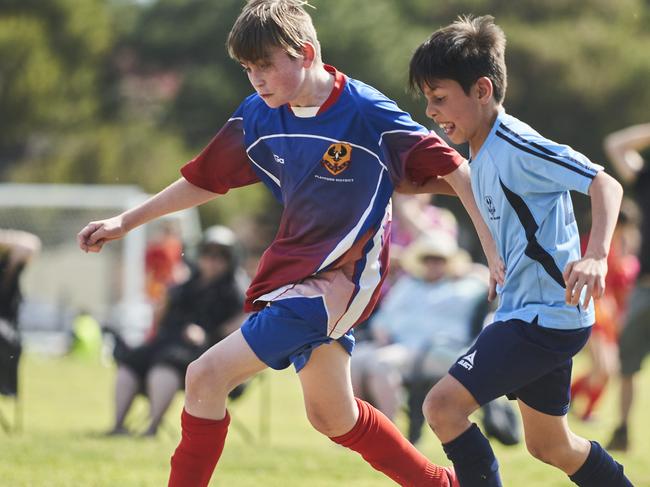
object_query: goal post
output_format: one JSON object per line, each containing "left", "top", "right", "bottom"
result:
{"left": 0, "top": 183, "right": 201, "bottom": 350}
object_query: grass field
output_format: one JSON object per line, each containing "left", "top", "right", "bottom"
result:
{"left": 1, "top": 353, "right": 649, "bottom": 486}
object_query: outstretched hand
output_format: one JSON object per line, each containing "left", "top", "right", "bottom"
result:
{"left": 77, "top": 216, "right": 126, "bottom": 253}
{"left": 563, "top": 256, "right": 607, "bottom": 308}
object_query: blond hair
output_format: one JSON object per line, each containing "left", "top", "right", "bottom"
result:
{"left": 227, "top": 0, "right": 319, "bottom": 63}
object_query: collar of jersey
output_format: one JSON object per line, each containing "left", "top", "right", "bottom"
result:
{"left": 286, "top": 64, "right": 346, "bottom": 118}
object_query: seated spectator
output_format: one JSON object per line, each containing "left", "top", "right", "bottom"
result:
{"left": 106, "top": 225, "right": 245, "bottom": 436}
{"left": 351, "top": 230, "right": 482, "bottom": 417}
{"left": 351, "top": 230, "right": 519, "bottom": 444}
{"left": 0, "top": 229, "right": 41, "bottom": 398}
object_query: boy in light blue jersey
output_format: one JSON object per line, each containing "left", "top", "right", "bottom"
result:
{"left": 407, "top": 15, "right": 634, "bottom": 487}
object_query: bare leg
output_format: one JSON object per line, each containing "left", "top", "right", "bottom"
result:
{"left": 423, "top": 374, "right": 480, "bottom": 443}
{"left": 423, "top": 374, "right": 500, "bottom": 486}
{"left": 144, "top": 364, "right": 182, "bottom": 435}
{"left": 168, "top": 329, "right": 267, "bottom": 487}
{"left": 518, "top": 399, "right": 590, "bottom": 474}
{"left": 112, "top": 366, "right": 140, "bottom": 433}
{"left": 299, "top": 342, "right": 358, "bottom": 436}
{"left": 184, "top": 329, "right": 267, "bottom": 419}
{"left": 299, "top": 342, "right": 452, "bottom": 486}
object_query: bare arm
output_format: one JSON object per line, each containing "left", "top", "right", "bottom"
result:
{"left": 442, "top": 162, "right": 505, "bottom": 301}
{"left": 603, "top": 123, "right": 650, "bottom": 185}
{"left": 78, "top": 178, "right": 218, "bottom": 253}
{"left": 564, "top": 171, "right": 623, "bottom": 307}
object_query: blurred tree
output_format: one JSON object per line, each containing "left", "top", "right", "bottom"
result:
{"left": 2, "top": 0, "right": 650, "bottom": 233}
{"left": 0, "top": 0, "right": 113, "bottom": 173}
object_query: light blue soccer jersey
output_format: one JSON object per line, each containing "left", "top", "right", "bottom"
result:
{"left": 470, "top": 110, "right": 599, "bottom": 330}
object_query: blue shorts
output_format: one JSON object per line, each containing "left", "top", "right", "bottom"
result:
{"left": 449, "top": 319, "right": 591, "bottom": 416}
{"left": 241, "top": 297, "right": 355, "bottom": 372}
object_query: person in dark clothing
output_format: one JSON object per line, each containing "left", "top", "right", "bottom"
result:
{"left": 107, "top": 226, "right": 245, "bottom": 436}
{"left": 0, "top": 230, "right": 40, "bottom": 398}
{"left": 604, "top": 123, "right": 650, "bottom": 451}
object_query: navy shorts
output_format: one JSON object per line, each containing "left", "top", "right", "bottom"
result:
{"left": 449, "top": 319, "right": 591, "bottom": 416}
{"left": 241, "top": 297, "right": 355, "bottom": 372}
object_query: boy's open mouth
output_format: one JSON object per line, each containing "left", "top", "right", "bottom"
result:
{"left": 439, "top": 122, "right": 455, "bottom": 136}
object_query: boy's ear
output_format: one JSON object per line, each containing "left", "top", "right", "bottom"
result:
{"left": 301, "top": 42, "right": 317, "bottom": 67}
{"left": 476, "top": 77, "right": 494, "bottom": 104}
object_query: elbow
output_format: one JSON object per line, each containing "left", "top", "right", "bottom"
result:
{"left": 615, "top": 178, "right": 624, "bottom": 198}
{"left": 609, "top": 174, "right": 624, "bottom": 201}
{"left": 594, "top": 171, "right": 624, "bottom": 203}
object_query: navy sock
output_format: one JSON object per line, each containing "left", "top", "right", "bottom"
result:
{"left": 443, "top": 423, "right": 502, "bottom": 487}
{"left": 569, "top": 441, "right": 633, "bottom": 487}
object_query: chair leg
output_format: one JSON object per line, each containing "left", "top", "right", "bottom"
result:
{"left": 0, "top": 394, "right": 20, "bottom": 434}
{"left": 259, "top": 372, "right": 271, "bottom": 443}
{"left": 0, "top": 406, "right": 11, "bottom": 433}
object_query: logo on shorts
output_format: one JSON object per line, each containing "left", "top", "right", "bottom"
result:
{"left": 458, "top": 351, "right": 476, "bottom": 371}
{"left": 321, "top": 143, "right": 352, "bottom": 175}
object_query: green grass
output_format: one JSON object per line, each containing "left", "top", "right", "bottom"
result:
{"left": 0, "top": 353, "right": 648, "bottom": 486}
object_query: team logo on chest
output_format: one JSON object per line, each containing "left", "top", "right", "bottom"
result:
{"left": 321, "top": 143, "right": 352, "bottom": 175}
{"left": 484, "top": 195, "right": 500, "bottom": 221}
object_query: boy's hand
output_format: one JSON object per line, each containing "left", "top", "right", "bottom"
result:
{"left": 487, "top": 254, "right": 506, "bottom": 302}
{"left": 563, "top": 257, "right": 607, "bottom": 308}
{"left": 77, "top": 216, "right": 126, "bottom": 253}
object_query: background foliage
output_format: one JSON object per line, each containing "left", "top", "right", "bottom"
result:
{"left": 1, "top": 0, "right": 649, "bottom": 226}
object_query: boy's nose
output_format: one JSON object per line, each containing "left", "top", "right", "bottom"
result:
{"left": 426, "top": 107, "right": 437, "bottom": 120}
{"left": 425, "top": 102, "right": 439, "bottom": 120}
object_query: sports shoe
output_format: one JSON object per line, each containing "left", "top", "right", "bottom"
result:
{"left": 443, "top": 466, "right": 460, "bottom": 487}
{"left": 606, "top": 424, "right": 629, "bottom": 452}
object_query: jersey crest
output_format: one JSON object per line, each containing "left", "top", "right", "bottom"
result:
{"left": 321, "top": 143, "right": 352, "bottom": 175}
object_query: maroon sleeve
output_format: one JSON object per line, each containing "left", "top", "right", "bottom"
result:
{"left": 403, "top": 134, "right": 464, "bottom": 184}
{"left": 180, "top": 118, "right": 260, "bottom": 194}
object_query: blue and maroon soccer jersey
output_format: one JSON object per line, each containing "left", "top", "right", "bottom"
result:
{"left": 181, "top": 65, "right": 462, "bottom": 339}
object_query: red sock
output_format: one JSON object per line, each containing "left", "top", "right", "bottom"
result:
{"left": 168, "top": 408, "right": 230, "bottom": 487}
{"left": 582, "top": 381, "right": 606, "bottom": 420}
{"left": 330, "top": 398, "right": 450, "bottom": 487}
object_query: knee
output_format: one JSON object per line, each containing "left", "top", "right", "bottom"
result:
{"left": 422, "top": 388, "right": 463, "bottom": 432}
{"left": 305, "top": 402, "right": 355, "bottom": 437}
{"left": 185, "top": 356, "right": 222, "bottom": 396}
{"left": 525, "top": 439, "right": 569, "bottom": 468}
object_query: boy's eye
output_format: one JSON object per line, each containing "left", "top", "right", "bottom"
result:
{"left": 435, "top": 96, "right": 446, "bottom": 103}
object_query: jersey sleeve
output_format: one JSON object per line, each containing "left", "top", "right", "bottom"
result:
{"left": 180, "top": 109, "right": 260, "bottom": 194}
{"left": 514, "top": 139, "right": 602, "bottom": 195}
{"left": 360, "top": 92, "right": 463, "bottom": 185}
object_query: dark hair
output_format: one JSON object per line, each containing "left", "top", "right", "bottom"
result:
{"left": 227, "top": 0, "right": 318, "bottom": 63}
{"left": 409, "top": 15, "right": 507, "bottom": 104}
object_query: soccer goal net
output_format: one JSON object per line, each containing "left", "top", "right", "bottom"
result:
{"left": 0, "top": 183, "right": 201, "bottom": 352}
